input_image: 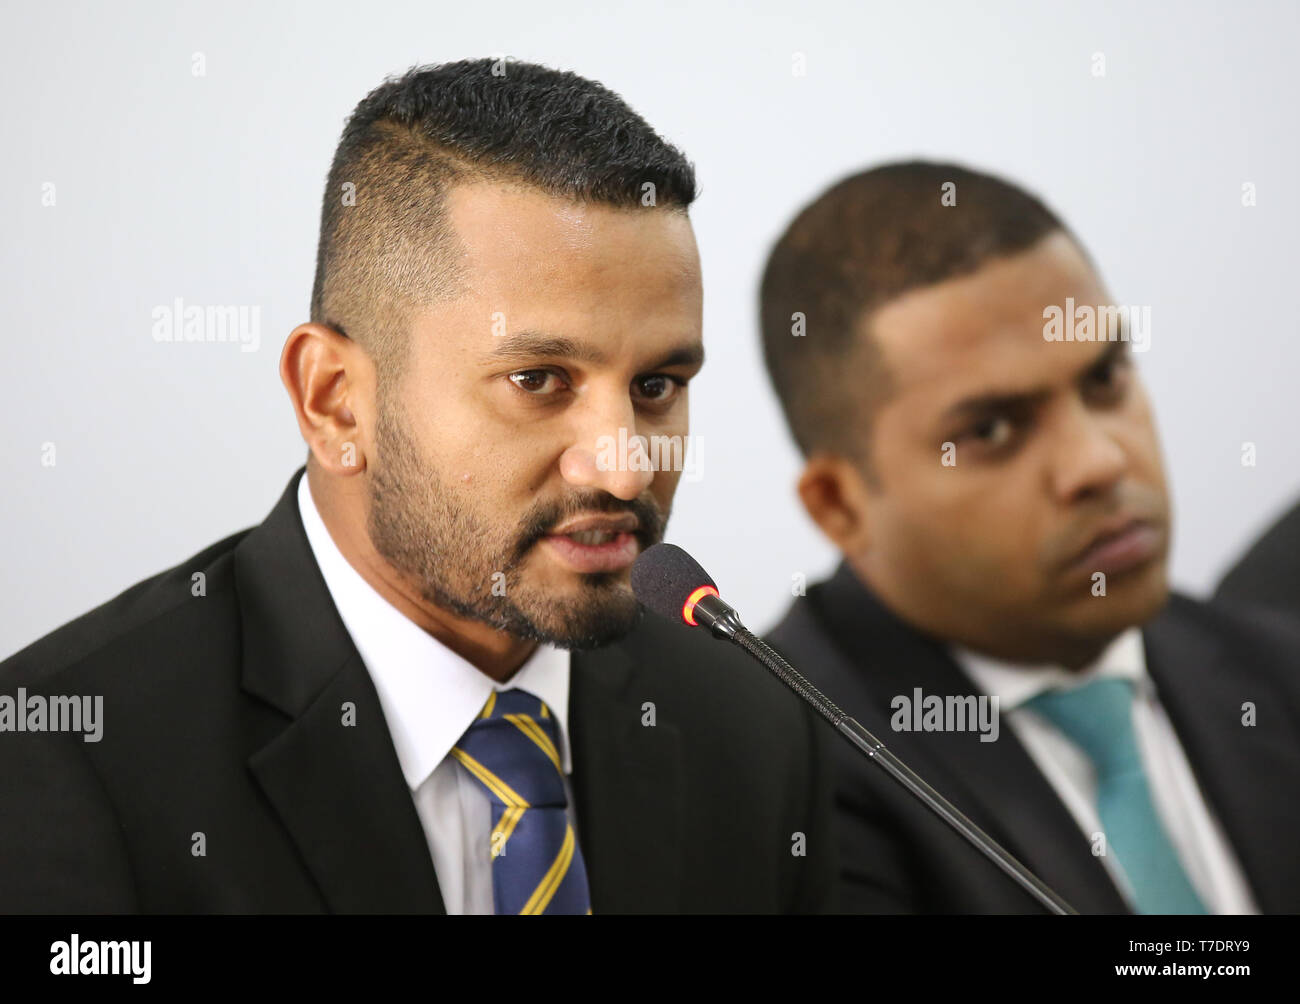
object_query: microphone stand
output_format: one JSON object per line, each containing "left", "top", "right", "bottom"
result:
{"left": 693, "top": 593, "right": 1079, "bottom": 916}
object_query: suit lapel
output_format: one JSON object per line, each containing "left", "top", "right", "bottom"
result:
{"left": 236, "top": 467, "right": 444, "bottom": 913}
{"left": 874, "top": 646, "right": 1131, "bottom": 914}
{"left": 805, "top": 564, "right": 1130, "bottom": 914}
{"left": 569, "top": 623, "right": 684, "bottom": 913}
{"left": 1145, "top": 602, "right": 1300, "bottom": 913}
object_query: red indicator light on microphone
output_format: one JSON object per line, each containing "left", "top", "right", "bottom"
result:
{"left": 681, "top": 585, "right": 720, "bottom": 626}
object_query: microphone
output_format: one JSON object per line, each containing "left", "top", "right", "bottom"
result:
{"left": 631, "top": 542, "right": 1079, "bottom": 916}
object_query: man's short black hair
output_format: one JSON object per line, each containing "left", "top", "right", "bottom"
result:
{"left": 310, "top": 58, "right": 697, "bottom": 382}
{"left": 759, "top": 160, "right": 1076, "bottom": 472}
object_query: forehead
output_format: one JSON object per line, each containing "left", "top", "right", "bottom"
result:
{"left": 403, "top": 182, "right": 703, "bottom": 369}
{"left": 869, "top": 232, "right": 1112, "bottom": 407}
{"left": 446, "top": 181, "right": 701, "bottom": 299}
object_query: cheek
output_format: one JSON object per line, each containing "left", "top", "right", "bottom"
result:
{"left": 892, "top": 467, "right": 1045, "bottom": 584}
{"left": 1127, "top": 391, "right": 1164, "bottom": 462}
{"left": 430, "top": 439, "right": 537, "bottom": 516}
{"left": 1105, "top": 387, "right": 1167, "bottom": 486}
{"left": 651, "top": 468, "right": 682, "bottom": 508}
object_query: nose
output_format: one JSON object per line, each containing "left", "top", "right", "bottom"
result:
{"left": 558, "top": 392, "right": 655, "bottom": 501}
{"left": 1048, "top": 400, "right": 1129, "bottom": 504}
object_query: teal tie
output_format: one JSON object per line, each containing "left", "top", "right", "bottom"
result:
{"left": 1024, "top": 677, "right": 1207, "bottom": 914}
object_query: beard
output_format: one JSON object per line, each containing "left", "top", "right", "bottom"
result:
{"left": 365, "top": 397, "right": 667, "bottom": 649}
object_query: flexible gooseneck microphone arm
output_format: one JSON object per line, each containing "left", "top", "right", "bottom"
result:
{"left": 632, "top": 543, "right": 1078, "bottom": 917}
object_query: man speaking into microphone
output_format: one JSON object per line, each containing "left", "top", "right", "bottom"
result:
{"left": 0, "top": 58, "right": 835, "bottom": 914}
{"left": 759, "top": 161, "right": 1300, "bottom": 914}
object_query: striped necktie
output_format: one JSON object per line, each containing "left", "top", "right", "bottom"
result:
{"left": 450, "top": 688, "right": 592, "bottom": 915}
{"left": 1024, "top": 677, "right": 1207, "bottom": 914}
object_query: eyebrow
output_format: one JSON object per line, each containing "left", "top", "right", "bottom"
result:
{"left": 484, "top": 331, "right": 705, "bottom": 370}
{"left": 940, "top": 339, "right": 1129, "bottom": 421}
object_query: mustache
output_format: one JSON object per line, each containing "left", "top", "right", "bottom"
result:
{"left": 511, "top": 491, "right": 668, "bottom": 563}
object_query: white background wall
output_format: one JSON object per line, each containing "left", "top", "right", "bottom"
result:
{"left": 3, "top": 0, "right": 1297, "bottom": 657}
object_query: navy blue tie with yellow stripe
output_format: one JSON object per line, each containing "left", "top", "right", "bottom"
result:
{"left": 451, "top": 688, "right": 592, "bottom": 915}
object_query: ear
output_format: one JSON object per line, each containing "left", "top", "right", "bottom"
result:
{"left": 279, "top": 322, "right": 376, "bottom": 477}
{"left": 797, "top": 452, "right": 875, "bottom": 559}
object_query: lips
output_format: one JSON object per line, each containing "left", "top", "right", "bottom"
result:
{"left": 549, "top": 513, "right": 640, "bottom": 537}
{"left": 1065, "top": 516, "right": 1164, "bottom": 578}
{"left": 540, "top": 513, "right": 643, "bottom": 573}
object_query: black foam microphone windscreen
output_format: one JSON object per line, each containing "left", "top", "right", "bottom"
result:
{"left": 630, "top": 542, "right": 717, "bottom": 622}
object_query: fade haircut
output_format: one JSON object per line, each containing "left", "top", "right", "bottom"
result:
{"left": 310, "top": 58, "right": 698, "bottom": 384}
{"left": 759, "top": 161, "right": 1077, "bottom": 476}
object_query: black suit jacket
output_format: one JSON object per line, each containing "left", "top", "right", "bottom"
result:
{"left": 767, "top": 562, "right": 1300, "bottom": 914}
{"left": 1217, "top": 498, "right": 1300, "bottom": 616}
{"left": 0, "top": 468, "right": 836, "bottom": 914}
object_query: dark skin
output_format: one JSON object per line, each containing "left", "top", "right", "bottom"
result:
{"left": 279, "top": 181, "right": 704, "bottom": 680}
{"left": 798, "top": 231, "right": 1172, "bottom": 669}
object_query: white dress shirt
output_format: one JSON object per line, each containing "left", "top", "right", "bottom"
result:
{"left": 296, "top": 472, "right": 574, "bottom": 914}
{"left": 950, "top": 628, "right": 1258, "bottom": 914}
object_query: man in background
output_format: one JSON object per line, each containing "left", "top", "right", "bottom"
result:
{"left": 760, "top": 161, "right": 1300, "bottom": 913}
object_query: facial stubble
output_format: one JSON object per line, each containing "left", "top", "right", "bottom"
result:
{"left": 365, "top": 396, "right": 665, "bottom": 649}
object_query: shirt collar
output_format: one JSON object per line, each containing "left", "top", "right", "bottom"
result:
{"left": 295, "top": 471, "right": 572, "bottom": 789}
{"left": 950, "top": 626, "right": 1148, "bottom": 710}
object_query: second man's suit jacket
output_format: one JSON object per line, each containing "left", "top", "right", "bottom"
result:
{"left": 1216, "top": 498, "right": 1300, "bottom": 617}
{"left": 767, "top": 562, "right": 1300, "bottom": 914}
